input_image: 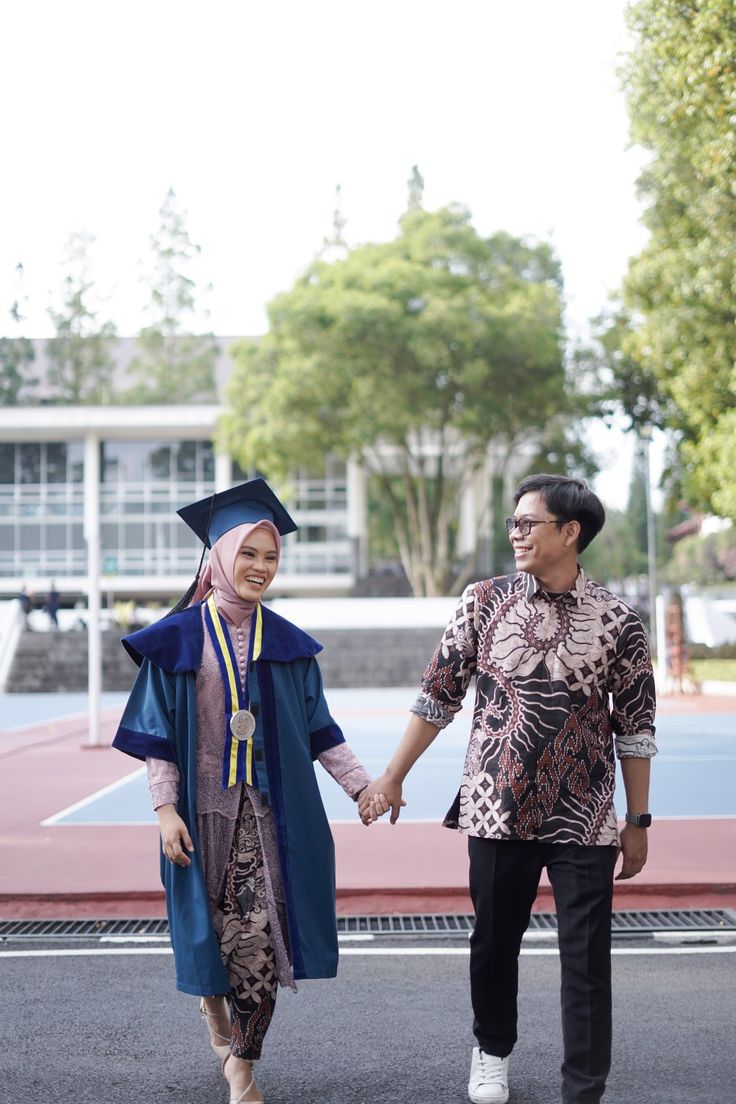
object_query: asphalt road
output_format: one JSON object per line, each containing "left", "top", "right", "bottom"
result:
{"left": 1, "top": 938, "right": 734, "bottom": 1104}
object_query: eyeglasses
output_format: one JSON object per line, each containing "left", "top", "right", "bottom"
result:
{"left": 504, "top": 517, "right": 561, "bottom": 537}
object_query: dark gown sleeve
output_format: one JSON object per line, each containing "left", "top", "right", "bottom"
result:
{"left": 112, "top": 658, "right": 178, "bottom": 764}
{"left": 302, "top": 656, "right": 345, "bottom": 759}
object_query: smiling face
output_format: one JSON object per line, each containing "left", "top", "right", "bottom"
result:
{"left": 510, "top": 491, "right": 580, "bottom": 591}
{"left": 232, "top": 526, "right": 279, "bottom": 601}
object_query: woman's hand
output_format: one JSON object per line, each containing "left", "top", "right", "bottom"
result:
{"left": 358, "top": 772, "right": 406, "bottom": 825}
{"left": 157, "top": 804, "right": 195, "bottom": 866}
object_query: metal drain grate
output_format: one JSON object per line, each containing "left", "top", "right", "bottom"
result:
{"left": 0, "top": 917, "right": 169, "bottom": 941}
{"left": 0, "top": 909, "right": 734, "bottom": 942}
{"left": 337, "top": 909, "right": 736, "bottom": 937}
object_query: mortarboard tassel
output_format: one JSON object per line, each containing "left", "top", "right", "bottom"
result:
{"left": 165, "top": 488, "right": 217, "bottom": 618}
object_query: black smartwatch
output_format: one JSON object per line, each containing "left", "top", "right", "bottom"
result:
{"left": 625, "top": 812, "right": 652, "bottom": 828}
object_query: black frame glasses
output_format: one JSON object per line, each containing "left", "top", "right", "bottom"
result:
{"left": 505, "top": 516, "right": 561, "bottom": 538}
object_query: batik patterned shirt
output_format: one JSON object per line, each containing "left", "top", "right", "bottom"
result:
{"left": 411, "top": 569, "right": 657, "bottom": 846}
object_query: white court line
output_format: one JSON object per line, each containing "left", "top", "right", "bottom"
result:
{"left": 1, "top": 702, "right": 124, "bottom": 736}
{"left": 40, "top": 766, "right": 146, "bottom": 826}
{"left": 2, "top": 945, "right": 736, "bottom": 959}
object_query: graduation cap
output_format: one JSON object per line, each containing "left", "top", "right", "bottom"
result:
{"left": 167, "top": 478, "right": 297, "bottom": 616}
{"left": 177, "top": 477, "right": 298, "bottom": 548}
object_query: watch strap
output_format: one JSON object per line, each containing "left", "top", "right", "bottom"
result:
{"left": 625, "top": 812, "right": 652, "bottom": 828}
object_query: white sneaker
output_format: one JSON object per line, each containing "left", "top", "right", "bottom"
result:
{"left": 468, "top": 1046, "right": 510, "bottom": 1104}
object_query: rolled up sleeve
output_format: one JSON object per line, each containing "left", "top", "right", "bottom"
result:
{"left": 609, "top": 614, "right": 657, "bottom": 759}
{"left": 410, "top": 584, "right": 478, "bottom": 731}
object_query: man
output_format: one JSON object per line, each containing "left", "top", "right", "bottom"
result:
{"left": 359, "top": 474, "right": 656, "bottom": 1104}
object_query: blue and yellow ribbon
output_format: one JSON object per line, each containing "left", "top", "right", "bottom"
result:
{"left": 204, "top": 595, "right": 262, "bottom": 788}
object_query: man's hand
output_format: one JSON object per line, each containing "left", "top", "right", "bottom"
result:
{"left": 615, "top": 823, "right": 648, "bottom": 880}
{"left": 358, "top": 772, "right": 406, "bottom": 825}
{"left": 157, "top": 804, "right": 195, "bottom": 867}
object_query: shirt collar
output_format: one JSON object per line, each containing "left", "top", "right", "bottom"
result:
{"left": 523, "top": 566, "right": 586, "bottom": 607}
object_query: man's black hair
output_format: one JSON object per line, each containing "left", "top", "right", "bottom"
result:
{"left": 512, "top": 473, "right": 605, "bottom": 553}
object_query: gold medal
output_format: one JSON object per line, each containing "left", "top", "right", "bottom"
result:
{"left": 230, "top": 709, "right": 256, "bottom": 741}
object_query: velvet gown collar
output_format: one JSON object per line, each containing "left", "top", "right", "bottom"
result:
{"left": 122, "top": 602, "right": 322, "bottom": 673}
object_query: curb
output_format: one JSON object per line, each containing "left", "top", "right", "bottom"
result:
{"left": 2, "top": 883, "right": 736, "bottom": 920}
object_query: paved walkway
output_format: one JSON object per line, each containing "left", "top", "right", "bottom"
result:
{"left": 1, "top": 692, "right": 734, "bottom": 918}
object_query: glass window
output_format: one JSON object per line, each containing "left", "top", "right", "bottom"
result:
{"left": 0, "top": 444, "right": 15, "bottom": 484}
{"left": 70, "top": 523, "right": 85, "bottom": 550}
{"left": 19, "top": 444, "right": 41, "bottom": 484}
{"left": 123, "top": 522, "right": 146, "bottom": 548}
{"left": 68, "top": 442, "right": 85, "bottom": 483}
{"left": 149, "top": 520, "right": 171, "bottom": 549}
{"left": 19, "top": 524, "right": 41, "bottom": 550}
{"left": 101, "top": 522, "right": 119, "bottom": 550}
{"left": 201, "top": 441, "right": 215, "bottom": 481}
{"left": 101, "top": 444, "right": 120, "bottom": 483}
{"left": 148, "top": 445, "right": 172, "bottom": 481}
{"left": 0, "top": 525, "right": 14, "bottom": 551}
{"left": 46, "top": 525, "right": 68, "bottom": 550}
{"left": 177, "top": 526, "right": 199, "bottom": 549}
{"left": 176, "top": 442, "right": 197, "bottom": 480}
{"left": 45, "top": 443, "right": 67, "bottom": 483}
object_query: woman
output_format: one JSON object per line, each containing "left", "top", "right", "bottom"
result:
{"left": 113, "top": 479, "right": 378, "bottom": 1104}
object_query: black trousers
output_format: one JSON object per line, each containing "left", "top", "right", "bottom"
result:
{"left": 468, "top": 837, "right": 617, "bottom": 1104}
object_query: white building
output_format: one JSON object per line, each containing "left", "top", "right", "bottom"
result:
{"left": 0, "top": 404, "right": 368, "bottom": 601}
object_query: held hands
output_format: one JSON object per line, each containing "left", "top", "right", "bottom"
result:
{"left": 615, "top": 823, "right": 648, "bottom": 880}
{"left": 358, "top": 772, "right": 406, "bottom": 826}
{"left": 157, "top": 804, "right": 195, "bottom": 867}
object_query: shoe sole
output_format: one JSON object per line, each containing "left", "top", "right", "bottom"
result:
{"left": 468, "top": 1090, "right": 509, "bottom": 1104}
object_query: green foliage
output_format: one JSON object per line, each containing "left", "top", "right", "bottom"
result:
{"left": 580, "top": 306, "right": 669, "bottom": 432}
{"left": 220, "top": 203, "right": 584, "bottom": 594}
{"left": 690, "top": 659, "right": 736, "bottom": 682}
{"left": 0, "top": 264, "right": 36, "bottom": 404}
{"left": 45, "top": 233, "right": 117, "bottom": 404}
{"left": 621, "top": 0, "right": 736, "bottom": 516}
{"left": 664, "top": 525, "right": 736, "bottom": 586}
{"left": 126, "top": 188, "right": 218, "bottom": 404}
{"left": 579, "top": 508, "right": 645, "bottom": 586}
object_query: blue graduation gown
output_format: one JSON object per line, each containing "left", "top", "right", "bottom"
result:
{"left": 112, "top": 603, "right": 345, "bottom": 996}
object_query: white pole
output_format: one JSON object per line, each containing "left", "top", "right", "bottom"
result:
{"left": 84, "top": 434, "right": 102, "bottom": 747}
{"left": 347, "top": 458, "right": 368, "bottom": 579}
{"left": 214, "top": 450, "right": 232, "bottom": 493}
{"left": 643, "top": 432, "right": 658, "bottom": 654}
{"left": 655, "top": 593, "right": 668, "bottom": 691}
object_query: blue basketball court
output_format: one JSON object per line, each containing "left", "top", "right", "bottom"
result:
{"left": 12, "top": 689, "right": 732, "bottom": 828}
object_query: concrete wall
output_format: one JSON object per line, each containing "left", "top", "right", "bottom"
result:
{"left": 6, "top": 625, "right": 443, "bottom": 692}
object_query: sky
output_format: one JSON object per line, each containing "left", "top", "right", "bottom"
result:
{"left": 0, "top": 0, "right": 656, "bottom": 505}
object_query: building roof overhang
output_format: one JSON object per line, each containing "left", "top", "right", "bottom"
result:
{"left": 0, "top": 405, "right": 223, "bottom": 441}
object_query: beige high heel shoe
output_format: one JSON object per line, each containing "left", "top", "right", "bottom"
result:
{"left": 199, "top": 997, "right": 231, "bottom": 1062}
{"left": 223, "top": 1055, "right": 264, "bottom": 1103}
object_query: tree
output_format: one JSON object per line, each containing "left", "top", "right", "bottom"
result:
{"left": 219, "top": 203, "right": 584, "bottom": 595}
{"left": 46, "top": 233, "right": 118, "bottom": 404}
{"left": 581, "top": 306, "right": 668, "bottom": 433}
{"left": 620, "top": 0, "right": 736, "bottom": 518}
{"left": 126, "top": 188, "right": 218, "bottom": 403}
{"left": 0, "top": 263, "right": 37, "bottom": 404}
